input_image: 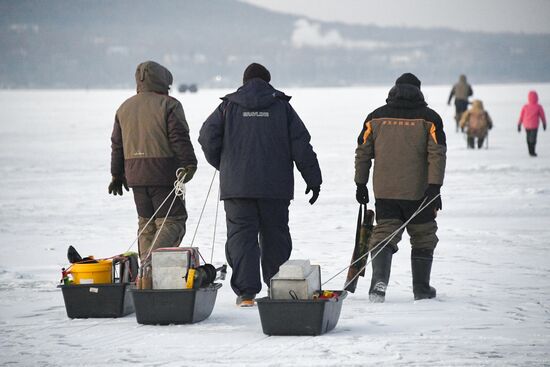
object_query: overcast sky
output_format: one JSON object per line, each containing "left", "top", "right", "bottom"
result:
{"left": 241, "top": 0, "right": 550, "bottom": 34}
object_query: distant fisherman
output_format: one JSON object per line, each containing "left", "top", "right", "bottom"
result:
{"left": 448, "top": 74, "right": 473, "bottom": 133}
{"left": 109, "top": 61, "right": 197, "bottom": 263}
{"left": 355, "top": 73, "right": 447, "bottom": 302}
{"left": 199, "top": 63, "right": 322, "bottom": 307}
{"left": 460, "top": 99, "right": 493, "bottom": 149}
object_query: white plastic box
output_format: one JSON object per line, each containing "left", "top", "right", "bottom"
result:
{"left": 270, "top": 260, "right": 321, "bottom": 300}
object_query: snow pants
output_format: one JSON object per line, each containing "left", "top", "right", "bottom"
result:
{"left": 526, "top": 128, "right": 538, "bottom": 155}
{"left": 133, "top": 186, "right": 187, "bottom": 262}
{"left": 223, "top": 198, "right": 292, "bottom": 296}
{"left": 455, "top": 99, "right": 469, "bottom": 131}
{"left": 368, "top": 198, "right": 439, "bottom": 253}
{"left": 467, "top": 135, "right": 486, "bottom": 149}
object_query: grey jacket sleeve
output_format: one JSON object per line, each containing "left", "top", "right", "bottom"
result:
{"left": 198, "top": 102, "right": 226, "bottom": 170}
{"left": 447, "top": 86, "right": 455, "bottom": 104}
{"left": 167, "top": 101, "right": 198, "bottom": 168}
{"left": 287, "top": 104, "right": 322, "bottom": 187}
{"left": 110, "top": 115, "right": 125, "bottom": 179}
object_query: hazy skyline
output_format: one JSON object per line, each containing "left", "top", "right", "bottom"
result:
{"left": 241, "top": 0, "right": 550, "bottom": 34}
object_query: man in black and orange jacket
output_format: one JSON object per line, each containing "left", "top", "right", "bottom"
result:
{"left": 355, "top": 73, "right": 446, "bottom": 302}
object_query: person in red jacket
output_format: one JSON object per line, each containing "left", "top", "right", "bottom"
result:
{"left": 518, "top": 91, "right": 547, "bottom": 157}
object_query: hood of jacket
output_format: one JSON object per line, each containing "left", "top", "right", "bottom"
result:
{"left": 386, "top": 83, "right": 427, "bottom": 109}
{"left": 222, "top": 78, "right": 290, "bottom": 109}
{"left": 528, "top": 90, "right": 539, "bottom": 104}
{"left": 459, "top": 74, "right": 467, "bottom": 83}
{"left": 471, "top": 99, "right": 484, "bottom": 111}
{"left": 135, "top": 61, "right": 173, "bottom": 94}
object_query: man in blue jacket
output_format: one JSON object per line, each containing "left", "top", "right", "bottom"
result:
{"left": 199, "top": 63, "right": 322, "bottom": 307}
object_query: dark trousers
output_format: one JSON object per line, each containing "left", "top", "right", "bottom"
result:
{"left": 526, "top": 129, "right": 538, "bottom": 155}
{"left": 224, "top": 198, "right": 292, "bottom": 296}
{"left": 132, "top": 186, "right": 188, "bottom": 261}
{"left": 467, "top": 136, "right": 486, "bottom": 149}
{"left": 455, "top": 99, "right": 469, "bottom": 131}
{"left": 369, "top": 199, "right": 438, "bottom": 253}
{"left": 133, "top": 186, "right": 187, "bottom": 218}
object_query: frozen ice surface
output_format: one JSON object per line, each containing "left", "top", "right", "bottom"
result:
{"left": 1, "top": 84, "right": 549, "bottom": 366}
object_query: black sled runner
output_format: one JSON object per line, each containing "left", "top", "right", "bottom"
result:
{"left": 344, "top": 204, "right": 375, "bottom": 293}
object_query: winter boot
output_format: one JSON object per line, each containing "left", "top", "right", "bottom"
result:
{"left": 368, "top": 246, "right": 393, "bottom": 303}
{"left": 411, "top": 248, "right": 437, "bottom": 300}
{"left": 236, "top": 293, "right": 256, "bottom": 308}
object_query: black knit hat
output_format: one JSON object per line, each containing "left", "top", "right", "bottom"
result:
{"left": 243, "top": 63, "right": 271, "bottom": 84}
{"left": 395, "top": 73, "right": 421, "bottom": 89}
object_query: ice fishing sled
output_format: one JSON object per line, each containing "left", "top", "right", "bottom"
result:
{"left": 131, "top": 283, "right": 222, "bottom": 325}
{"left": 131, "top": 247, "right": 225, "bottom": 325}
{"left": 59, "top": 247, "right": 138, "bottom": 318}
{"left": 256, "top": 260, "right": 347, "bottom": 336}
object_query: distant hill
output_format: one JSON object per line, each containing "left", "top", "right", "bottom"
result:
{"left": 1, "top": 0, "right": 549, "bottom": 88}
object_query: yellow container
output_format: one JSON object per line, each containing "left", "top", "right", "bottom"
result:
{"left": 69, "top": 260, "right": 113, "bottom": 284}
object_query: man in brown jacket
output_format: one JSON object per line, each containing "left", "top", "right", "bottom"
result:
{"left": 109, "top": 61, "right": 198, "bottom": 262}
{"left": 355, "top": 73, "right": 446, "bottom": 302}
{"left": 448, "top": 74, "right": 473, "bottom": 132}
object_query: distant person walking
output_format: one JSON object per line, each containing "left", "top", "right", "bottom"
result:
{"left": 355, "top": 73, "right": 446, "bottom": 302}
{"left": 460, "top": 100, "right": 493, "bottom": 149}
{"left": 109, "top": 61, "right": 197, "bottom": 263}
{"left": 518, "top": 90, "right": 546, "bottom": 157}
{"left": 199, "top": 63, "right": 322, "bottom": 307}
{"left": 448, "top": 74, "right": 473, "bottom": 132}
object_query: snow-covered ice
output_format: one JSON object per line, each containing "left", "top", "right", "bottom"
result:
{"left": 1, "top": 84, "right": 549, "bottom": 366}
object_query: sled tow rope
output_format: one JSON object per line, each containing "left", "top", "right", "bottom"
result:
{"left": 125, "top": 169, "right": 220, "bottom": 265}
{"left": 321, "top": 194, "right": 441, "bottom": 288}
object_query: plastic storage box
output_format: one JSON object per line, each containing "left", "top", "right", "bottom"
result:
{"left": 256, "top": 290, "right": 347, "bottom": 336}
{"left": 131, "top": 283, "right": 222, "bottom": 325}
{"left": 59, "top": 283, "right": 135, "bottom": 318}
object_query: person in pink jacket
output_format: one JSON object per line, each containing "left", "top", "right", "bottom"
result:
{"left": 518, "top": 91, "right": 547, "bottom": 157}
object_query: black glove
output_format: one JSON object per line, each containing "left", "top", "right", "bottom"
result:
{"left": 424, "top": 184, "right": 442, "bottom": 211}
{"left": 356, "top": 184, "right": 369, "bottom": 204}
{"left": 517, "top": 124, "right": 521, "bottom": 133}
{"left": 544, "top": 124, "right": 547, "bottom": 131}
{"left": 108, "top": 176, "right": 129, "bottom": 196}
{"left": 305, "top": 186, "right": 320, "bottom": 205}
{"left": 177, "top": 165, "right": 197, "bottom": 183}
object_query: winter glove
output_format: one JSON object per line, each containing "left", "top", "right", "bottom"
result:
{"left": 177, "top": 165, "right": 197, "bottom": 183}
{"left": 108, "top": 176, "right": 129, "bottom": 196}
{"left": 544, "top": 124, "right": 547, "bottom": 131}
{"left": 517, "top": 124, "right": 521, "bottom": 133}
{"left": 305, "top": 186, "right": 320, "bottom": 205}
{"left": 355, "top": 184, "right": 369, "bottom": 205}
{"left": 424, "top": 184, "right": 442, "bottom": 211}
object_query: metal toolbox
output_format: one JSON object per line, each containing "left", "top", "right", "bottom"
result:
{"left": 270, "top": 260, "right": 321, "bottom": 300}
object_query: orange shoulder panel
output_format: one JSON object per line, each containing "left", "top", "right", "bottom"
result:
{"left": 429, "top": 122, "right": 438, "bottom": 144}
{"left": 362, "top": 121, "right": 372, "bottom": 144}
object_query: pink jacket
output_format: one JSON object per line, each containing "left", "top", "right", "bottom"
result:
{"left": 518, "top": 91, "right": 546, "bottom": 130}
